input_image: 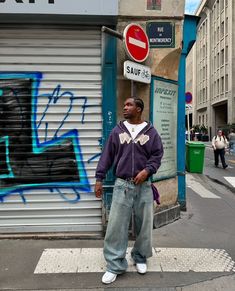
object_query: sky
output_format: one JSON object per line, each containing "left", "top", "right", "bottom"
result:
{"left": 185, "top": 0, "right": 201, "bottom": 14}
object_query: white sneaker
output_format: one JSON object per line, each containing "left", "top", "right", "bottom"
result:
{"left": 136, "top": 263, "right": 147, "bottom": 274}
{"left": 102, "top": 271, "right": 117, "bottom": 284}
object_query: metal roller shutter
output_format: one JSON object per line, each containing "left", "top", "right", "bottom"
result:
{"left": 0, "top": 24, "right": 103, "bottom": 235}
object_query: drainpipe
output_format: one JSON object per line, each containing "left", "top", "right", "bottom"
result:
{"left": 177, "top": 14, "right": 200, "bottom": 210}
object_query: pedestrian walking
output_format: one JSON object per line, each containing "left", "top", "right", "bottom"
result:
{"left": 95, "top": 97, "right": 163, "bottom": 284}
{"left": 228, "top": 129, "right": 235, "bottom": 154}
{"left": 212, "top": 129, "right": 228, "bottom": 169}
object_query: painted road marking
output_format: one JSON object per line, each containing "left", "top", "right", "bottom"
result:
{"left": 224, "top": 177, "right": 235, "bottom": 188}
{"left": 129, "top": 37, "right": 146, "bottom": 48}
{"left": 186, "top": 174, "right": 221, "bottom": 199}
{"left": 34, "top": 247, "right": 235, "bottom": 274}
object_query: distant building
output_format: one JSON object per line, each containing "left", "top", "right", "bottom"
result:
{"left": 186, "top": 0, "right": 235, "bottom": 138}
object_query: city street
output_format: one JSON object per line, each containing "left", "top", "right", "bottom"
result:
{"left": 0, "top": 0, "right": 234, "bottom": 290}
{"left": 204, "top": 146, "right": 235, "bottom": 192}
{"left": 0, "top": 146, "right": 235, "bottom": 291}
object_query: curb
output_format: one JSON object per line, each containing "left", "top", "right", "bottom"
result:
{"left": 206, "top": 174, "right": 235, "bottom": 194}
{"left": 153, "top": 204, "right": 181, "bottom": 229}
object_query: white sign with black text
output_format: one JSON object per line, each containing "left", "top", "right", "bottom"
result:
{"left": 123, "top": 61, "right": 151, "bottom": 84}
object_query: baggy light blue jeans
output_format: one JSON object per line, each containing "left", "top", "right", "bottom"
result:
{"left": 103, "top": 178, "right": 153, "bottom": 274}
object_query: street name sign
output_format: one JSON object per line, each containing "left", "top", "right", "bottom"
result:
{"left": 147, "top": 22, "right": 175, "bottom": 48}
{"left": 123, "top": 23, "right": 150, "bottom": 63}
{"left": 124, "top": 60, "right": 151, "bottom": 84}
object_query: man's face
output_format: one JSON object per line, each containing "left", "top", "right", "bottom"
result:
{"left": 218, "top": 130, "right": 222, "bottom": 136}
{"left": 123, "top": 98, "right": 140, "bottom": 119}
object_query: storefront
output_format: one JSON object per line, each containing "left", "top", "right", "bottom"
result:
{"left": 0, "top": 0, "right": 118, "bottom": 236}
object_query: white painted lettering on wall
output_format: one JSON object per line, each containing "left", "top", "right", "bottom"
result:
{"left": 0, "top": 0, "right": 118, "bottom": 15}
{"left": 0, "top": 0, "right": 54, "bottom": 3}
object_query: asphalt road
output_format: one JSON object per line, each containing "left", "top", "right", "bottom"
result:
{"left": 204, "top": 146, "right": 235, "bottom": 191}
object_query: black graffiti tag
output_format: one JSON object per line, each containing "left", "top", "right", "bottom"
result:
{"left": 0, "top": 78, "right": 81, "bottom": 191}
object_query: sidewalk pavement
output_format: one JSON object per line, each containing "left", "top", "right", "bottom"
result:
{"left": 0, "top": 236, "right": 234, "bottom": 291}
{"left": 203, "top": 141, "right": 211, "bottom": 147}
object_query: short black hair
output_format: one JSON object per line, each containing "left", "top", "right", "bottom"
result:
{"left": 132, "top": 97, "right": 144, "bottom": 112}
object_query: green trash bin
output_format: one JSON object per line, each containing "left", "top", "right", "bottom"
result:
{"left": 186, "top": 141, "right": 205, "bottom": 173}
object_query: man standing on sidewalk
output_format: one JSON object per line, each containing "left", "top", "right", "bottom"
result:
{"left": 95, "top": 97, "right": 163, "bottom": 284}
{"left": 212, "top": 129, "right": 228, "bottom": 169}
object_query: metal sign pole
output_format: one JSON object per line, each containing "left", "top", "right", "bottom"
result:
{"left": 101, "top": 26, "right": 123, "bottom": 40}
{"left": 131, "top": 80, "right": 137, "bottom": 97}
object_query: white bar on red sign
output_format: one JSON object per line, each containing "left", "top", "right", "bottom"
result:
{"left": 129, "top": 37, "right": 146, "bottom": 49}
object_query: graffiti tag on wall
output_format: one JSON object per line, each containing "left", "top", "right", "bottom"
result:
{"left": 0, "top": 73, "right": 91, "bottom": 202}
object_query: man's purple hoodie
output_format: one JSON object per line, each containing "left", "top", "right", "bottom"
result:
{"left": 96, "top": 121, "right": 163, "bottom": 181}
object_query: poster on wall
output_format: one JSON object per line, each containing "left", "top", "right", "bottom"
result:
{"left": 147, "top": 0, "right": 161, "bottom": 10}
{"left": 151, "top": 77, "right": 178, "bottom": 181}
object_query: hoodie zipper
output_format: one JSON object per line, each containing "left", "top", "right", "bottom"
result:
{"left": 131, "top": 129, "right": 148, "bottom": 177}
{"left": 132, "top": 140, "right": 135, "bottom": 177}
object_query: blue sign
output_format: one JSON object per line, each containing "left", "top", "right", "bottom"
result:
{"left": 185, "top": 92, "right": 192, "bottom": 104}
{"left": 147, "top": 22, "right": 175, "bottom": 48}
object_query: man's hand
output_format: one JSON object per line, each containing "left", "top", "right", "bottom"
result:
{"left": 95, "top": 181, "right": 103, "bottom": 198}
{"left": 134, "top": 169, "right": 149, "bottom": 185}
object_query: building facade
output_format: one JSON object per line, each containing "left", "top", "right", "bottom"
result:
{"left": 0, "top": 0, "right": 186, "bottom": 236}
{"left": 187, "top": 0, "right": 235, "bottom": 139}
{"left": 0, "top": 0, "right": 119, "bottom": 236}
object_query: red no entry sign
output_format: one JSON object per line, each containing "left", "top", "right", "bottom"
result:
{"left": 123, "top": 23, "right": 150, "bottom": 63}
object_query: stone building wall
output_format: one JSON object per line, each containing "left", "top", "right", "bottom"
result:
{"left": 116, "top": 0, "right": 186, "bottom": 222}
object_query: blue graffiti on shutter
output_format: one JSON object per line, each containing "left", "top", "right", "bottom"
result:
{"left": 0, "top": 72, "right": 91, "bottom": 203}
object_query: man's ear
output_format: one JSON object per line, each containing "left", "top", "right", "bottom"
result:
{"left": 137, "top": 107, "right": 141, "bottom": 112}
